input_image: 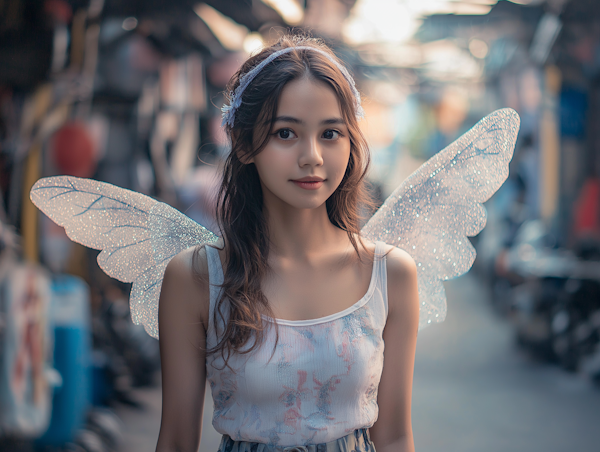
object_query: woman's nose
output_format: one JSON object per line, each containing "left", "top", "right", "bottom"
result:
{"left": 298, "top": 136, "right": 324, "bottom": 167}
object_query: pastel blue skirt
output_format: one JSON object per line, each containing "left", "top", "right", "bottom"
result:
{"left": 217, "top": 429, "right": 376, "bottom": 452}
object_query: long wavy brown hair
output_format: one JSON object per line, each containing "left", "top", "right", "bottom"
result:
{"left": 196, "top": 34, "right": 374, "bottom": 367}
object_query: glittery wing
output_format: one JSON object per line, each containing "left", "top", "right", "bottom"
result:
{"left": 361, "top": 108, "right": 520, "bottom": 330}
{"left": 30, "top": 176, "right": 218, "bottom": 338}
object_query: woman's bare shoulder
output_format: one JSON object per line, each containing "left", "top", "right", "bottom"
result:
{"left": 160, "top": 240, "right": 222, "bottom": 328}
{"left": 357, "top": 236, "right": 416, "bottom": 274}
{"left": 165, "top": 245, "right": 205, "bottom": 281}
{"left": 381, "top": 244, "right": 419, "bottom": 320}
{"left": 168, "top": 237, "right": 224, "bottom": 280}
{"left": 382, "top": 244, "right": 417, "bottom": 277}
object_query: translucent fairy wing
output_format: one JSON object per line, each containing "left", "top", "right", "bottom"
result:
{"left": 30, "top": 176, "right": 218, "bottom": 338}
{"left": 362, "top": 108, "right": 520, "bottom": 330}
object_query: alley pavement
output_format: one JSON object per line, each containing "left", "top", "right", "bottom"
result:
{"left": 412, "top": 273, "right": 600, "bottom": 452}
{"left": 115, "top": 383, "right": 220, "bottom": 452}
{"left": 116, "top": 273, "right": 600, "bottom": 452}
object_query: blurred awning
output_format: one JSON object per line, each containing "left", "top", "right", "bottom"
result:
{"left": 66, "top": 0, "right": 286, "bottom": 31}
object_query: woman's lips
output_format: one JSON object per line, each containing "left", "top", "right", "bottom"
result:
{"left": 291, "top": 178, "right": 324, "bottom": 190}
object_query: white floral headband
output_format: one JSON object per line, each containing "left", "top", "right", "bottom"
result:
{"left": 221, "top": 46, "right": 365, "bottom": 128}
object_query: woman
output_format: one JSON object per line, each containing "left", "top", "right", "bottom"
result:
{"left": 156, "top": 34, "right": 419, "bottom": 452}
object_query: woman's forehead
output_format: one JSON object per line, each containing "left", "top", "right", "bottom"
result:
{"left": 275, "top": 77, "right": 344, "bottom": 123}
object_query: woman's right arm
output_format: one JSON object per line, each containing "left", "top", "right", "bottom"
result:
{"left": 155, "top": 247, "right": 210, "bottom": 452}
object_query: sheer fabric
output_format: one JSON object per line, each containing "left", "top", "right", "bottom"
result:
{"left": 205, "top": 243, "right": 388, "bottom": 447}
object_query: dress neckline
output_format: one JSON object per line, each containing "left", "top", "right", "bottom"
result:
{"left": 261, "top": 241, "right": 384, "bottom": 327}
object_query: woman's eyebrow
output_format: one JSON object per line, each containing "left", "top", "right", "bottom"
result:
{"left": 273, "top": 116, "right": 346, "bottom": 126}
{"left": 320, "top": 118, "right": 345, "bottom": 126}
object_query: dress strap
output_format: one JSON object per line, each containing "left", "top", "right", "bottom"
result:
{"left": 205, "top": 245, "right": 224, "bottom": 287}
{"left": 373, "top": 241, "right": 389, "bottom": 317}
{"left": 374, "top": 241, "right": 385, "bottom": 258}
{"left": 205, "top": 245, "right": 225, "bottom": 337}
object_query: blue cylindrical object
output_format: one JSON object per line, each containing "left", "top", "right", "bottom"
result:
{"left": 36, "top": 274, "right": 91, "bottom": 446}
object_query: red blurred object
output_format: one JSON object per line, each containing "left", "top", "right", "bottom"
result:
{"left": 44, "top": 0, "right": 73, "bottom": 24}
{"left": 573, "top": 179, "right": 600, "bottom": 237}
{"left": 51, "top": 122, "right": 96, "bottom": 177}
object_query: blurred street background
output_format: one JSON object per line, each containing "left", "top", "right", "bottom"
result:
{"left": 2, "top": 0, "right": 600, "bottom": 451}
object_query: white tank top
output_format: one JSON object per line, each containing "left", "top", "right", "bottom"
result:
{"left": 204, "top": 242, "right": 388, "bottom": 447}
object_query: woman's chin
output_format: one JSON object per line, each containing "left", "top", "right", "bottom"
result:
{"left": 286, "top": 199, "right": 328, "bottom": 211}
{"left": 273, "top": 195, "right": 330, "bottom": 212}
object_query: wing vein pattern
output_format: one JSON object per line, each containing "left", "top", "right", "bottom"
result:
{"left": 361, "top": 108, "right": 520, "bottom": 330}
{"left": 30, "top": 176, "right": 218, "bottom": 338}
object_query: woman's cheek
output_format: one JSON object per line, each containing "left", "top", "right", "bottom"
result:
{"left": 332, "top": 151, "right": 351, "bottom": 182}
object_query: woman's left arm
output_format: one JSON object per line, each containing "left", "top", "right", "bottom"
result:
{"left": 370, "top": 247, "right": 420, "bottom": 452}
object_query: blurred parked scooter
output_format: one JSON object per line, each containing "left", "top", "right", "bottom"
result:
{"left": 503, "top": 220, "right": 600, "bottom": 377}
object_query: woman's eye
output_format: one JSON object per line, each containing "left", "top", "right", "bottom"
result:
{"left": 322, "top": 129, "right": 340, "bottom": 140}
{"left": 277, "top": 129, "right": 296, "bottom": 140}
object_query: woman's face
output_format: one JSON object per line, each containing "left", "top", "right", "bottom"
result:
{"left": 248, "top": 76, "right": 351, "bottom": 212}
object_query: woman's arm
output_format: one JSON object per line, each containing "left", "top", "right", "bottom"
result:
{"left": 155, "top": 247, "right": 210, "bottom": 452}
{"left": 370, "top": 247, "right": 420, "bottom": 452}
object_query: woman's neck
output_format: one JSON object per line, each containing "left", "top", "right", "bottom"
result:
{"left": 264, "top": 203, "right": 347, "bottom": 259}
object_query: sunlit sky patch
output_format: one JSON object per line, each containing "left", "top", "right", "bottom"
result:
{"left": 343, "top": 0, "right": 500, "bottom": 45}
